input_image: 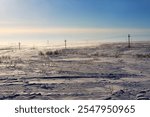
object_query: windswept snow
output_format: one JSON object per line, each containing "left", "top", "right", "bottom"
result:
{"left": 0, "top": 42, "right": 150, "bottom": 100}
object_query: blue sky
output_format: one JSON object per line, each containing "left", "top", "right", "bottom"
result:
{"left": 0, "top": 0, "right": 150, "bottom": 44}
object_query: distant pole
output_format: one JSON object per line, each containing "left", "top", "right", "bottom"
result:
{"left": 47, "top": 40, "right": 49, "bottom": 45}
{"left": 19, "top": 42, "right": 21, "bottom": 50}
{"left": 128, "top": 34, "right": 131, "bottom": 48}
{"left": 65, "top": 40, "right": 67, "bottom": 49}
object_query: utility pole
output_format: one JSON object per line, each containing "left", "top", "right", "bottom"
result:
{"left": 47, "top": 40, "right": 49, "bottom": 45}
{"left": 128, "top": 34, "right": 131, "bottom": 48}
{"left": 65, "top": 40, "right": 67, "bottom": 49}
{"left": 19, "top": 42, "right": 21, "bottom": 50}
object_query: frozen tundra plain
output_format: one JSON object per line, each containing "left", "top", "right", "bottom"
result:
{"left": 0, "top": 42, "right": 150, "bottom": 100}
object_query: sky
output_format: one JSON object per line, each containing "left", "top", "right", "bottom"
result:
{"left": 0, "top": 0, "right": 150, "bottom": 45}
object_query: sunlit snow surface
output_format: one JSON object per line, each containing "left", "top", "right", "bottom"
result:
{"left": 0, "top": 42, "right": 150, "bottom": 100}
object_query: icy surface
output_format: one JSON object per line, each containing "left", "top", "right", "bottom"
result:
{"left": 0, "top": 42, "right": 150, "bottom": 100}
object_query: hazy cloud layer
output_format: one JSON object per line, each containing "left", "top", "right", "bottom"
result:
{"left": 0, "top": 27, "right": 150, "bottom": 35}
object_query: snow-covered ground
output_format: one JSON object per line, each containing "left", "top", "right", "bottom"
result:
{"left": 0, "top": 42, "right": 150, "bottom": 100}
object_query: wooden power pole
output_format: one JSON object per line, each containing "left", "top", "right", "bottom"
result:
{"left": 65, "top": 40, "right": 67, "bottom": 49}
{"left": 128, "top": 34, "right": 131, "bottom": 48}
{"left": 19, "top": 42, "right": 21, "bottom": 50}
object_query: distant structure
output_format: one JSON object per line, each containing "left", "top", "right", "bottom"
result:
{"left": 19, "top": 42, "right": 21, "bottom": 50}
{"left": 128, "top": 34, "right": 131, "bottom": 48}
{"left": 47, "top": 40, "right": 49, "bottom": 45}
{"left": 64, "top": 40, "right": 67, "bottom": 49}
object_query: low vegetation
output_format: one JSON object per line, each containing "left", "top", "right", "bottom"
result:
{"left": 0, "top": 55, "right": 19, "bottom": 68}
{"left": 136, "top": 54, "right": 150, "bottom": 58}
{"left": 38, "top": 51, "right": 45, "bottom": 56}
{"left": 0, "top": 56, "right": 11, "bottom": 63}
{"left": 39, "top": 50, "right": 62, "bottom": 56}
